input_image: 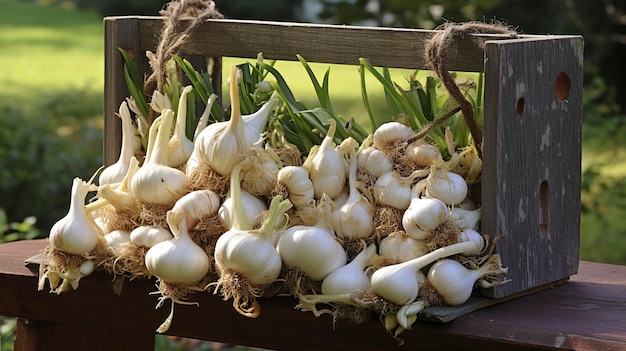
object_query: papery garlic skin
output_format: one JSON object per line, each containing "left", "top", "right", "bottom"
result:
{"left": 130, "top": 110, "right": 188, "bottom": 205}
{"left": 277, "top": 225, "right": 347, "bottom": 281}
{"left": 130, "top": 225, "right": 173, "bottom": 248}
{"left": 172, "top": 189, "right": 220, "bottom": 228}
{"left": 218, "top": 189, "right": 267, "bottom": 229}
{"left": 450, "top": 207, "right": 481, "bottom": 231}
{"left": 303, "top": 119, "right": 346, "bottom": 199}
{"left": 370, "top": 262, "right": 420, "bottom": 305}
{"left": 372, "top": 121, "right": 413, "bottom": 150}
{"left": 104, "top": 229, "right": 131, "bottom": 254}
{"left": 373, "top": 171, "right": 417, "bottom": 210}
{"left": 402, "top": 197, "right": 449, "bottom": 240}
{"left": 406, "top": 139, "right": 443, "bottom": 168}
{"left": 49, "top": 178, "right": 101, "bottom": 255}
{"left": 425, "top": 168, "right": 468, "bottom": 205}
{"left": 379, "top": 231, "right": 429, "bottom": 262}
{"left": 357, "top": 146, "right": 393, "bottom": 178}
{"left": 321, "top": 244, "right": 376, "bottom": 295}
{"left": 276, "top": 166, "right": 314, "bottom": 209}
{"left": 145, "top": 212, "right": 209, "bottom": 284}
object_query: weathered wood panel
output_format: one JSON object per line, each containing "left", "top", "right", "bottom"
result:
{"left": 482, "top": 37, "right": 583, "bottom": 298}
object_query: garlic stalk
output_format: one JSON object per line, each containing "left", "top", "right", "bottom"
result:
{"left": 99, "top": 101, "right": 135, "bottom": 186}
{"left": 130, "top": 110, "right": 188, "bottom": 205}
{"left": 321, "top": 243, "right": 376, "bottom": 295}
{"left": 194, "top": 66, "right": 262, "bottom": 176}
{"left": 145, "top": 211, "right": 209, "bottom": 284}
{"left": 331, "top": 150, "right": 374, "bottom": 241}
{"left": 303, "top": 119, "right": 346, "bottom": 199}
{"left": 370, "top": 240, "right": 482, "bottom": 305}
{"left": 90, "top": 157, "right": 140, "bottom": 213}
{"left": 402, "top": 197, "right": 449, "bottom": 240}
{"left": 49, "top": 177, "right": 101, "bottom": 255}
{"left": 379, "top": 231, "right": 429, "bottom": 262}
{"left": 396, "top": 300, "right": 427, "bottom": 329}
{"left": 167, "top": 85, "right": 194, "bottom": 168}
{"left": 427, "top": 255, "right": 509, "bottom": 306}
{"left": 373, "top": 170, "right": 422, "bottom": 210}
{"left": 277, "top": 195, "right": 347, "bottom": 281}
{"left": 276, "top": 165, "right": 314, "bottom": 209}
{"left": 218, "top": 165, "right": 267, "bottom": 230}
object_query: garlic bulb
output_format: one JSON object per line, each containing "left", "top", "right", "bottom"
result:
{"left": 150, "top": 89, "right": 172, "bottom": 113}
{"left": 425, "top": 168, "right": 468, "bottom": 205}
{"left": 277, "top": 196, "right": 347, "bottom": 281}
{"left": 171, "top": 189, "right": 220, "bottom": 229}
{"left": 104, "top": 229, "right": 131, "bottom": 254}
{"left": 214, "top": 196, "right": 291, "bottom": 286}
{"left": 370, "top": 240, "right": 483, "bottom": 305}
{"left": 303, "top": 119, "right": 346, "bottom": 199}
{"left": 373, "top": 170, "right": 420, "bottom": 210}
{"left": 402, "top": 197, "right": 449, "bottom": 240}
{"left": 276, "top": 166, "right": 314, "bottom": 209}
{"left": 145, "top": 211, "right": 209, "bottom": 284}
{"left": 321, "top": 244, "right": 376, "bottom": 295}
{"left": 130, "top": 110, "right": 188, "bottom": 205}
{"left": 331, "top": 150, "right": 374, "bottom": 240}
{"left": 450, "top": 207, "right": 481, "bottom": 231}
{"left": 372, "top": 121, "right": 413, "bottom": 150}
{"left": 194, "top": 66, "right": 264, "bottom": 176}
{"left": 99, "top": 101, "right": 135, "bottom": 186}
{"left": 456, "top": 228, "right": 485, "bottom": 253}
{"left": 49, "top": 177, "right": 101, "bottom": 255}
{"left": 379, "top": 231, "right": 429, "bottom": 262}
{"left": 240, "top": 145, "right": 280, "bottom": 197}
{"left": 94, "top": 157, "right": 140, "bottom": 212}
{"left": 130, "top": 225, "right": 173, "bottom": 248}
{"left": 405, "top": 139, "right": 442, "bottom": 168}
{"left": 427, "top": 255, "right": 508, "bottom": 306}
{"left": 167, "top": 85, "right": 194, "bottom": 168}
{"left": 357, "top": 146, "right": 393, "bottom": 178}
{"left": 218, "top": 183, "right": 267, "bottom": 230}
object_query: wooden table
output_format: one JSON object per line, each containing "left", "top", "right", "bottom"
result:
{"left": 1, "top": 239, "right": 625, "bottom": 351}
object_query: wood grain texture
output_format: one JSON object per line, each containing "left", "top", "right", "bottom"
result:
{"left": 1, "top": 240, "right": 625, "bottom": 351}
{"left": 481, "top": 36, "right": 583, "bottom": 298}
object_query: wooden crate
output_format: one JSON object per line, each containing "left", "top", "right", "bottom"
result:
{"left": 103, "top": 16, "right": 583, "bottom": 301}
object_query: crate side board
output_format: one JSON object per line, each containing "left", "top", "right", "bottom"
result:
{"left": 482, "top": 36, "right": 583, "bottom": 298}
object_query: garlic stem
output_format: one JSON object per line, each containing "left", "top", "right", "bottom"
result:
{"left": 193, "top": 94, "right": 218, "bottom": 141}
{"left": 229, "top": 164, "right": 251, "bottom": 231}
{"left": 99, "top": 101, "right": 135, "bottom": 185}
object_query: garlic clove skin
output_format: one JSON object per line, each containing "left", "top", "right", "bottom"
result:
{"left": 379, "top": 231, "right": 429, "bottom": 262}
{"left": 426, "top": 259, "right": 481, "bottom": 306}
{"left": 171, "top": 189, "right": 221, "bottom": 229}
{"left": 145, "top": 212, "right": 209, "bottom": 284}
{"left": 303, "top": 119, "right": 346, "bottom": 199}
{"left": 321, "top": 243, "right": 376, "bottom": 295}
{"left": 218, "top": 189, "right": 267, "bottom": 229}
{"left": 49, "top": 178, "right": 101, "bottom": 255}
{"left": 425, "top": 168, "right": 468, "bottom": 206}
{"left": 277, "top": 166, "right": 314, "bottom": 209}
{"left": 357, "top": 146, "right": 393, "bottom": 178}
{"left": 372, "top": 121, "right": 413, "bottom": 151}
{"left": 456, "top": 228, "right": 485, "bottom": 253}
{"left": 104, "top": 229, "right": 131, "bottom": 254}
{"left": 373, "top": 171, "right": 415, "bottom": 210}
{"left": 402, "top": 197, "right": 449, "bottom": 240}
{"left": 370, "top": 262, "right": 420, "bottom": 305}
{"left": 130, "top": 225, "right": 173, "bottom": 249}
{"left": 405, "top": 139, "right": 443, "bottom": 168}
{"left": 450, "top": 207, "right": 481, "bottom": 231}
{"left": 214, "top": 229, "right": 283, "bottom": 285}
{"left": 277, "top": 224, "right": 347, "bottom": 282}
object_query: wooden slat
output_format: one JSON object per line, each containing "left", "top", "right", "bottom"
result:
{"left": 102, "top": 16, "right": 525, "bottom": 71}
{"left": 1, "top": 240, "right": 625, "bottom": 351}
{"left": 481, "top": 36, "right": 583, "bottom": 298}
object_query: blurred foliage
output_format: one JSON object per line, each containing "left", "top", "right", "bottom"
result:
{"left": 0, "top": 209, "right": 40, "bottom": 243}
{"left": 0, "top": 91, "right": 103, "bottom": 235}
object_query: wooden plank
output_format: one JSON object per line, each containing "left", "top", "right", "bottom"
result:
{"left": 103, "top": 17, "right": 149, "bottom": 166}
{"left": 481, "top": 36, "right": 584, "bottom": 298}
{"left": 103, "top": 16, "right": 525, "bottom": 71}
{"left": 13, "top": 318, "right": 155, "bottom": 351}
{"left": 1, "top": 240, "right": 625, "bottom": 351}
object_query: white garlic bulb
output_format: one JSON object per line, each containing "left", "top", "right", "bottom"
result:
{"left": 104, "top": 229, "right": 131, "bottom": 254}
{"left": 130, "top": 225, "right": 173, "bottom": 249}
{"left": 425, "top": 168, "right": 468, "bottom": 205}
{"left": 357, "top": 146, "right": 393, "bottom": 178}
{"left": 379, "top": 231, "right": 429, "bottom": 262}
{"left": 303, "top": 119, "right": 346, "bottom": 199}
{"left": 276, "top": 166, "right": 314, "bottom": 209}
{"left": 321, "top": 244, "right": 376, "bottom": 295}
{"left": 99, "top": 101, "right": 136, "bottom": 186}
{"left": 402, "top": 197, "right": 449, "bottom": 240}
